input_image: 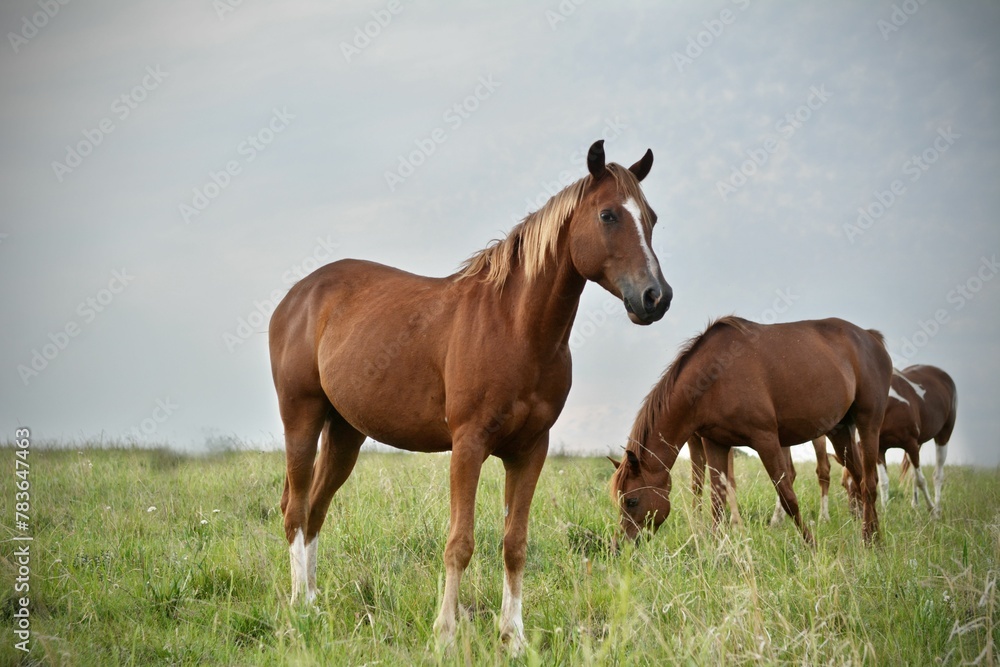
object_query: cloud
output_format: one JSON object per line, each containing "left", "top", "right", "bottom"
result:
{"left": 1, "top": 1, "right": 998, "bottom": 465}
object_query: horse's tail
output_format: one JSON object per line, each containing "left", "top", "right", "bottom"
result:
{"left": 936, "top": 377, "right": 958, "bottom": 448}
{"left": 900, "top": 453, "right": 912, "bottom": 480}
{"left": 866, "top": 328, "right": 887, "bottom": 347}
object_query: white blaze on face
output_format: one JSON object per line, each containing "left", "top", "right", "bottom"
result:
{"left": 622, "top": 197, "right": 658, "bottom": 278}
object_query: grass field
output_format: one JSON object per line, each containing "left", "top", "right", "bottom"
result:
{"left": 1, "top": 446, "right": 997, "bottom": 666}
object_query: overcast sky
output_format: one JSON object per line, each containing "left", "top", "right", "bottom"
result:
{"left": 2, "top": 1, "right": 998, "bottom": 467}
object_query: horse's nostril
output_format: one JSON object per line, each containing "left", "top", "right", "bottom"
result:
{"left": 642, "top": 287, "right": 659, "bottom": 312}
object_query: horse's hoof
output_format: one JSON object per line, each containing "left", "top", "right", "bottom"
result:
{"left": 501, "top": 630, "right": 526, "bottom": 657}
{"left": 433, "top": 618, "right": 456, "bottom": 649}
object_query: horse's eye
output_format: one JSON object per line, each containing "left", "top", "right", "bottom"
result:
{"left": 599, "top": 210, "right": 617, "bottom": 224}
{"left": 625, "top": 497, "right": 639, "bottom": 509}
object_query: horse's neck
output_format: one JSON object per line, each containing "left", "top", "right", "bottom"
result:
{"left": 647, "top": 390, "right": 695, "bottom": 467}
{"left": 505, "top": 249, "right": 587, "bottom": 352}
{"left": 640, "top": 431, "right": 684, "bottom": 478}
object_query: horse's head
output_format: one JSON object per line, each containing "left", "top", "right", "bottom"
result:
{"left": 609, "top": 449, "right": 672, "bottom": 541}
{"left": 568, "top": 141, "right": 671, "bottom": 325}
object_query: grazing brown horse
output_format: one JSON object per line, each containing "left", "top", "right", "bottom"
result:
{"left": 610, "top": 316, "right": 892, "bottom": 545}
{"left": 269, "top": 141, "right": 670, "bottom": 651}
{"left": 839, "top": 365, "right": 956, "bottom": 515}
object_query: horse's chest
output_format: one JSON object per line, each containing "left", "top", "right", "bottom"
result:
{"left": 452, "top": 353, "right": 570, "bottom": 444}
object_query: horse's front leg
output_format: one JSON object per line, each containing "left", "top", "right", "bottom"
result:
{"left": 498, "top": 433, "right": 549, "bottom": 656}
{"left": 703, "top": 439, "right": 732, "bottom": 529}
{"left": 433, "top": 435, "right": 487, "bottom": 647}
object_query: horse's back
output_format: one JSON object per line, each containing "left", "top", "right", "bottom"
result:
{"left": 690, "top": 318, "right": 890, "bottom": 445}
{"left": 903, "top": 364, "right": 958, "bottom": 442}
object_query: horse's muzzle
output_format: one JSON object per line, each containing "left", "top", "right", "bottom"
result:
{"left": 623, "top": 280, "right": 672, "bottom": 324}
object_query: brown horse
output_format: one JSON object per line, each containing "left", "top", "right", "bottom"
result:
{"left": 839, "top": 365, "right": 957, "bottom": 515}
{"left": 610, "top": 316, "right": 892, "bottom": 545}
{"left": 268, "top": 141, "right": 670, "bottom": 651}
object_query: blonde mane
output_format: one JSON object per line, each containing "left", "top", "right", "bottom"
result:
{"left": 625, "top": 315, "right": 753, "bottom": 455}
{"left": 458, "top": 163, "right": 653, "bottom": 288}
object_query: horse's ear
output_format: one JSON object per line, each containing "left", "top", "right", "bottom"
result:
{"left": 628, "top": 149, "right": 654, "bottom": 182}
{"left": 587, "top": 140, "right": 606, "bottom": 179}
{"left": 626, "top": 449, "right": 640, "bottom": 473}
{"left": 607, "top": 455, "right": 621, "bottom": 469}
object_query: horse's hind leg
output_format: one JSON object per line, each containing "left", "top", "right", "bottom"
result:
{"left": 757, "top": 436, "right": 814, "bottom": 546}
{"left": 854, "top": 416, "right": 883, "bottom": 544}
{"left": 279, "top": 395, "right": 329, "bottom": 604}
{"left": 876, "top": 451, "right": 890, "bottom": 509}
{"left": 304, "top": 414, "right": 365, "bottom": 600}
{"left": 933, "top": 427, "right": 953, "bottom": 512}
{"left": 828, "top": 425, "right": 863, "bottom": 517}
{"left": 813, "top": 437, "right": 831, "bottom": 521}
{"left": 902, "top": 442, "right": 935, "bottom": 513}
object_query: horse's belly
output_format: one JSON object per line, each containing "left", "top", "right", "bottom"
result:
{"left": 318, "top": 344, "right": 452, "bottom": 452}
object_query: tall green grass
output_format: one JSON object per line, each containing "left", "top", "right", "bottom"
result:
{"left": 1, "top": 447, "right": 997, "bottom": 665}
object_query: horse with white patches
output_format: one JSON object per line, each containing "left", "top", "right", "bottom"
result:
{"left": 841, "top": 364, "right": 957, "bottom": 515}
{"left": 268, "top": 140, "right": 670, "bottom": 653}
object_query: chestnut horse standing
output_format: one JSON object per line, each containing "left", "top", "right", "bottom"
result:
{"left": 610, "top": 316, "right": 892, "bottom": 545}
{"left": 269, "top": 141, "right": 670, "bottom": 651}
